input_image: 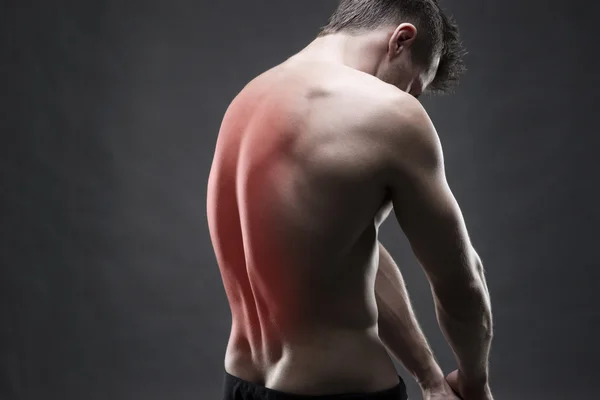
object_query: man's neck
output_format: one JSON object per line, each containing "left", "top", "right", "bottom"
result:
{"left": 296, "top": 31, "right": 390, "bottom": 76}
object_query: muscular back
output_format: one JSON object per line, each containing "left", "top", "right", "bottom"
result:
{"left": 207, "top": 59, "right": 405, "bottom": 394}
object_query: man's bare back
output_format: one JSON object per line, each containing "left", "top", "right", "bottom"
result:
{"left": 207, "top": 59, "right": 405, "bottom": 395}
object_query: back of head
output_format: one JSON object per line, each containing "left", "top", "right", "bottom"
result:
{"left": 318, "top": 0, "right": 466, "bottom": 94}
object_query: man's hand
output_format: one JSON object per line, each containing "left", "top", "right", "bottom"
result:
{"left": 445, "top": 370, "right": 493, "bottom": 400}
{"left": 421, "top": 379, "right": 463, "bottom": 400}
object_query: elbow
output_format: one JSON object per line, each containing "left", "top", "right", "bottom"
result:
{"left": 434, "top": 275, "right": 491, "bottom": 320}
{"left": 467, "top": 250, "right": 488, "bottom": 293}
{"left": 470, "top": 248, "right": 485, "bottom": 275}
{"left": 430, "top": 249, "right": 492, "bottom": 320}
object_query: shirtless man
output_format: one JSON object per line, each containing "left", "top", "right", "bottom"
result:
{"left": 207, "top": 1, "right": 493, "bottom": 399}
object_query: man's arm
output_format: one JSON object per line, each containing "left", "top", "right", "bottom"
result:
{"left": 380, "top": 94, "right": 493, "bottom": 389}
{"left": 375, "top": 241, "right": 445, "bottom": 391}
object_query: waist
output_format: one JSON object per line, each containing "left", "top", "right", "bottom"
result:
{"left": 225, "top": 326, "right": 399, "bottom": 395}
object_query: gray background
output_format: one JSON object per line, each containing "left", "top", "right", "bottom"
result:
{"left": 1, "top": 0, "right": 599, "bottom": 399}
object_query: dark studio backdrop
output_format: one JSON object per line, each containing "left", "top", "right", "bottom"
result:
{"left": 1, "top": 0, "right": 599, "bottom": 399}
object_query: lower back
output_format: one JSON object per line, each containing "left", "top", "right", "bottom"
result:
{"left": 225, "top": 324, "right": 398, "bottom": 395}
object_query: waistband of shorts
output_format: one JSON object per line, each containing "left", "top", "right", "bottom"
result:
{"left": 223, "top": 371, "right": 408, "bottom": 399}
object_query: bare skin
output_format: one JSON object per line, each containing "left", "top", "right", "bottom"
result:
{"left": 208, "top": 26, "right": 492, "bottom": 399}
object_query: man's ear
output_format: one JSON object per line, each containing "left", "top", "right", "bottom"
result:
{"left": 388, "top": 23, "right": 418, "bottom": 56}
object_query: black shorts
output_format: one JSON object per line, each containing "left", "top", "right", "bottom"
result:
{"left": 223, "top": 371, "right": 408, "bottom": 400}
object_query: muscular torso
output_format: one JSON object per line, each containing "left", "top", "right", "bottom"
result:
{"left": 207, "top": 57, "right": 400, "bottom": 395}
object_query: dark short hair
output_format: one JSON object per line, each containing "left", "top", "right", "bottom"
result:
{"left": 318, "top": 0, "right": 467, "bottom": 94}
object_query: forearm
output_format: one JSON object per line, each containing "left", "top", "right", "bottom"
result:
{"left": 375, "top": 242, "right": 445, "bottom": 390}
{"left": 432, "top": 252, "right": 493, "bottom": 383}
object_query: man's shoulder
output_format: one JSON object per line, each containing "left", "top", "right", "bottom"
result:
{"left": 331, "top": 80, "right": 433, "bottom": 150}
{"left": 328, "top": 76, "right": 428, "bottom": 133}
{"left": 331, "top": 80, "right": 441, "bottom": 176}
